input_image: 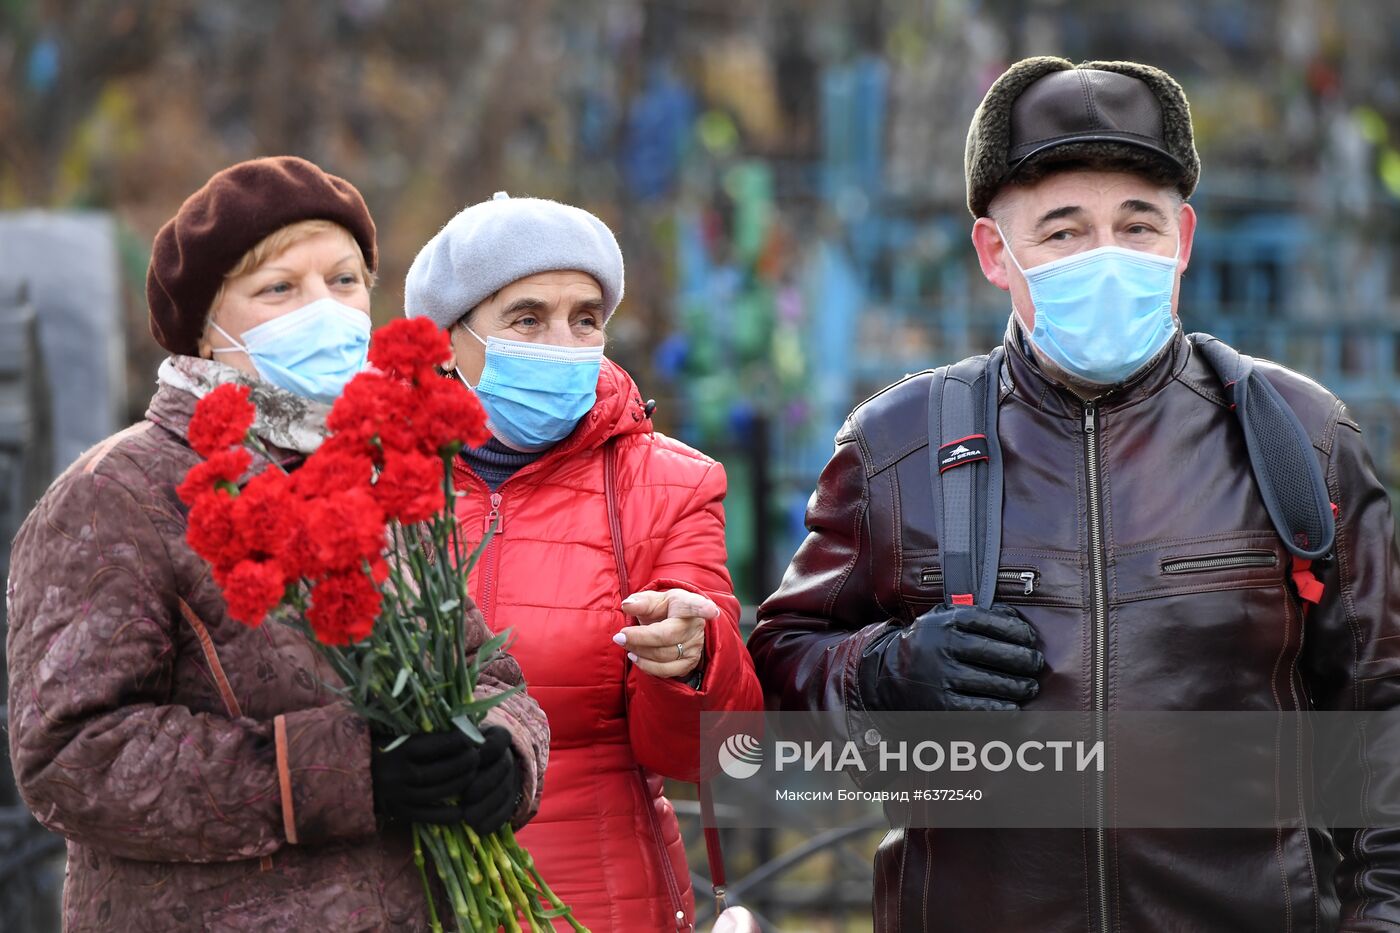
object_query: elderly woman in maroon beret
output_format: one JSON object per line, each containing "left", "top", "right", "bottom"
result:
{"left": 5, "top": 156, "right": 547, "bottom": 931}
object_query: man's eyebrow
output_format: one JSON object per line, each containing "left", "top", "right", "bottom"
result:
{"left": 1120, "top": 199, "right": 1169, "bottom": 222}
{"left": 573, "top": 297, "right": 605, "bottom": 311}
{"left": 1033, "top": 205, "right": 1084, "bottom": 229}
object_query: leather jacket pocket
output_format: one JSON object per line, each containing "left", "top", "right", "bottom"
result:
{"left": 1114, "top": 534, "right": 1285, "bottom": 603}
{"left": 918, "top": 566, "right": 1041, "bottom": 597}
{"left": 900, "top": 549, "right": 1082, "bottom": 611}
{"left": 1160, "top": 548, "right": 1278, "bottom": 575}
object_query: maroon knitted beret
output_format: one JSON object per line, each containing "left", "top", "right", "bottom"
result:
{"left": 146, "top": 156, "right": 378, "bottom": 355}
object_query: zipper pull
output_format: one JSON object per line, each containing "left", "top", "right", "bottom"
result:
{"left": 1019, "top": 571, "right": 1036, "bottom": 595}
{"left": 483, "top": 492, "right": 504, "bottom": 535}
{"left": 1083, "top": 404, "right": 1096, "bottom": 434}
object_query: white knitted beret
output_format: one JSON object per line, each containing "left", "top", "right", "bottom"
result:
{"left": 404, "top": 191, "right": 625, "bottom": 327}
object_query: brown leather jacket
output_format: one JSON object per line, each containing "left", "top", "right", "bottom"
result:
{"left": 6, "top": 380, "right": 549, "bottom": 932}
{"left": 751, "top": 329, "right": 1400, "bottom": 932}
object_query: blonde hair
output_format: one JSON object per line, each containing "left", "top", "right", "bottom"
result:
{"left": 210, "top": 219, "right": 375, "bottom": 311}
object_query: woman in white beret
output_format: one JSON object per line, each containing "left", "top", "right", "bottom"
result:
{"left": 405, "top": 192, "right": 764, "bottom": 932}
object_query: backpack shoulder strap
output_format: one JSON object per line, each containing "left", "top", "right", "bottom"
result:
{"left": 1188, "top": 333, "right": 1335, "bottom": 561}
{"left": 928, "top": 348, "right": 1005, "bottom": 609}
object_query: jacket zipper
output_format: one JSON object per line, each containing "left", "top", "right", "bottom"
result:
{"left": 1161, "top": 550, "right": 1277, "bottom": 574}
{"left": 479, "top": 492, "right": 504, "bottom": 624}
{"left": 1084, "top": 402, "right": 1110, "bottom": 933}
{"left": 637, "top": 768, "right": 688, "bottom": 930}
{"left": 920, "top": 567, "right": 1039, "bottom": 596}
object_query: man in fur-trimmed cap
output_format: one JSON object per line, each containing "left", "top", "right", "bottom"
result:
{"left": 752, "top": 57, "right": 1400, "bottom": 931}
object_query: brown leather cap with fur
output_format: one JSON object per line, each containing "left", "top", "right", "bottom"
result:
{"left": 146, "top": 156, "right": 377, "bottom": 356}
{"left": 964, "top": 56, "right": 1200, "bottom": 217}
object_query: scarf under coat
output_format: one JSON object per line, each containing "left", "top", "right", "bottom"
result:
{"left": 157, "top": 355, "right": 331, "bottom": 455}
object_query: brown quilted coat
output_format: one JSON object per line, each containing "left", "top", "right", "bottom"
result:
{"left": 5, "top": 379, "right": 550, "bottom": 932}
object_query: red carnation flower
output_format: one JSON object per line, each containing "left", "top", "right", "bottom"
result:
{"left": 232, "top": 470, "right": 299, "bottom": 558}
{"left": 177, "top": 448, "right": 252, "bottom": 506}
{"left": 373, "top": 450, "right": 446, "bottom": 524}
{"left": 279, "top": 523, "right": 318, "bottom": 584}
{"left": 368, "top": 317, "right": 452, "bottom": 384}
{"left": 188, "top": 384, "right": 256, "bottom": 458}
{"left": 290, "top": 444, "right": 376, "bottom": 500}
{"left": 216, "top": 559, "right": 287, "bottom": 627}
{"left": 299, "top": 488, "right": 387, "bottom": 575}
{"left": 326, "top": 370, "right": 418, "bottom": 455}
{"left": 306, "top": 568, "right": 382, "bottom": 646}
{"left": 411, "top": 373, "right": 491, "bottom": 455}
{"left": 186, "top": 491, "right": 249, "bottom": 569}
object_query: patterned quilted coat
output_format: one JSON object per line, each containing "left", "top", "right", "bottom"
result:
{"left": 6, "top": 372, "right": 549, "bottom": 932}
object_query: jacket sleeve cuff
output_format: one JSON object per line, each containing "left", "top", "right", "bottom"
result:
{"left": 627, "top": 577, "right": 763, "bottom": 780}
{"left": 631, "top": 577, "right": 724, "bottom": 698}
{"left": 274, "top": 705, "right": 376, "bottom": 846}
{"left": 844, "top": 620, "right": 898, "bottom": 789}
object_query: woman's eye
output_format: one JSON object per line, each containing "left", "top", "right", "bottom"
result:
{"left": 516, "top": 316, "right": 539, "bottom": 327}
{"left": 576, "top": 316, "right": 598, "bottom": 330}
{"left": 261, "top": 282, "right": 292, "bottom": 296}
{"left": 333, "top": 273, "right": 359, "bottom": 286}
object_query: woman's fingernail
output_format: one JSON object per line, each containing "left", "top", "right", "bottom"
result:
{"left": 627, "top": 652, "right": 638, "bottom": 663}
{"left": 612, "top": 632, "right": 627, "bottom": 646}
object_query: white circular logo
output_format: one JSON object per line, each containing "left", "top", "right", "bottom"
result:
{"left": 718, "top": 733, "right": 763, "bottom": 780}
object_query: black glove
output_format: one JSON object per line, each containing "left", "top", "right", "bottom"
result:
{"left": 371, "top": 724, "right": 521, "bottom": 832}
{"left": 859, "top": 604, "right": 1044, "bottom": 712}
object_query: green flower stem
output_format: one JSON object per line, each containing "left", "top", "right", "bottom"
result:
{"left": 458, "top": 834, "right": 497, "bottom": 928}
{"left": 442, "top": 826, "right": 488, "bottom": 930}
{"left": 473, "top": 831, "right": 521, "bottom": 933}
{"left": 489, "top": 834, "right": 546, "bottom": 933}
{"left": 412, "top": 824, "right": 444, "bottom": 933}
{"left": 440, "top": 460, "right": 465, "bottom": 567}
{"left": 402, "top": 523, "right": 460, "bottom": 709}
{"left": 243, "top": 433, "right": 292, "bottom": 475}
{"left": 511, "top": 831, "right": 588, "bottom": 932}
{"left": 461, "top": 840, "right": 485, "bottom": 887}
{"left": 439, "top": 507, "right": 470, "bottom": 704}
{"left": 379, "top": 607, "right": 436, "bottom": 726}
{"left": 421, "top": 824, "right": 471, "bottom": 927}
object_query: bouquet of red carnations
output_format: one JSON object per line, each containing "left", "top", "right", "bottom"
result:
{"left": 178, "top": 318, "right": 583, "bottom": 932}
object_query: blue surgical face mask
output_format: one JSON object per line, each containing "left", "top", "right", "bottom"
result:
{"left": 211, "top": 297, "right": 370, "bottom": 403}
{"left": 456, "top": 327, "right": 604, "bottom": 452}
{"left": 999, "top": 224, "right": 1180, "bottom": 386}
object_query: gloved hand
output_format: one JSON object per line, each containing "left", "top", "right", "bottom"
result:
{"left": 859, "top": 604, "right": 1044, "bottom": 712}
{"left": 371, "top": 723, "right": 520, "bottom": 832}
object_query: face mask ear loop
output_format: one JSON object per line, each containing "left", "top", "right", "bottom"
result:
{"left": 994, "top": 222, "right": 1029, "bottom": 276}
{"left": 449, "top": 321, "right": 489, "bottom": 389}
{"left": 995, "top": 221, "right": 1037, "bottom": 330}
{"left": 445, "top": 319, "right": 501, "bottom": 389}
{"left": 208, "top": 320, "right": 248, "bottom": 355}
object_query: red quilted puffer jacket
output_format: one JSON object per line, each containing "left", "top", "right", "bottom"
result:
{"left": 452, "top": 358, "right": 763, "bottom": 932}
